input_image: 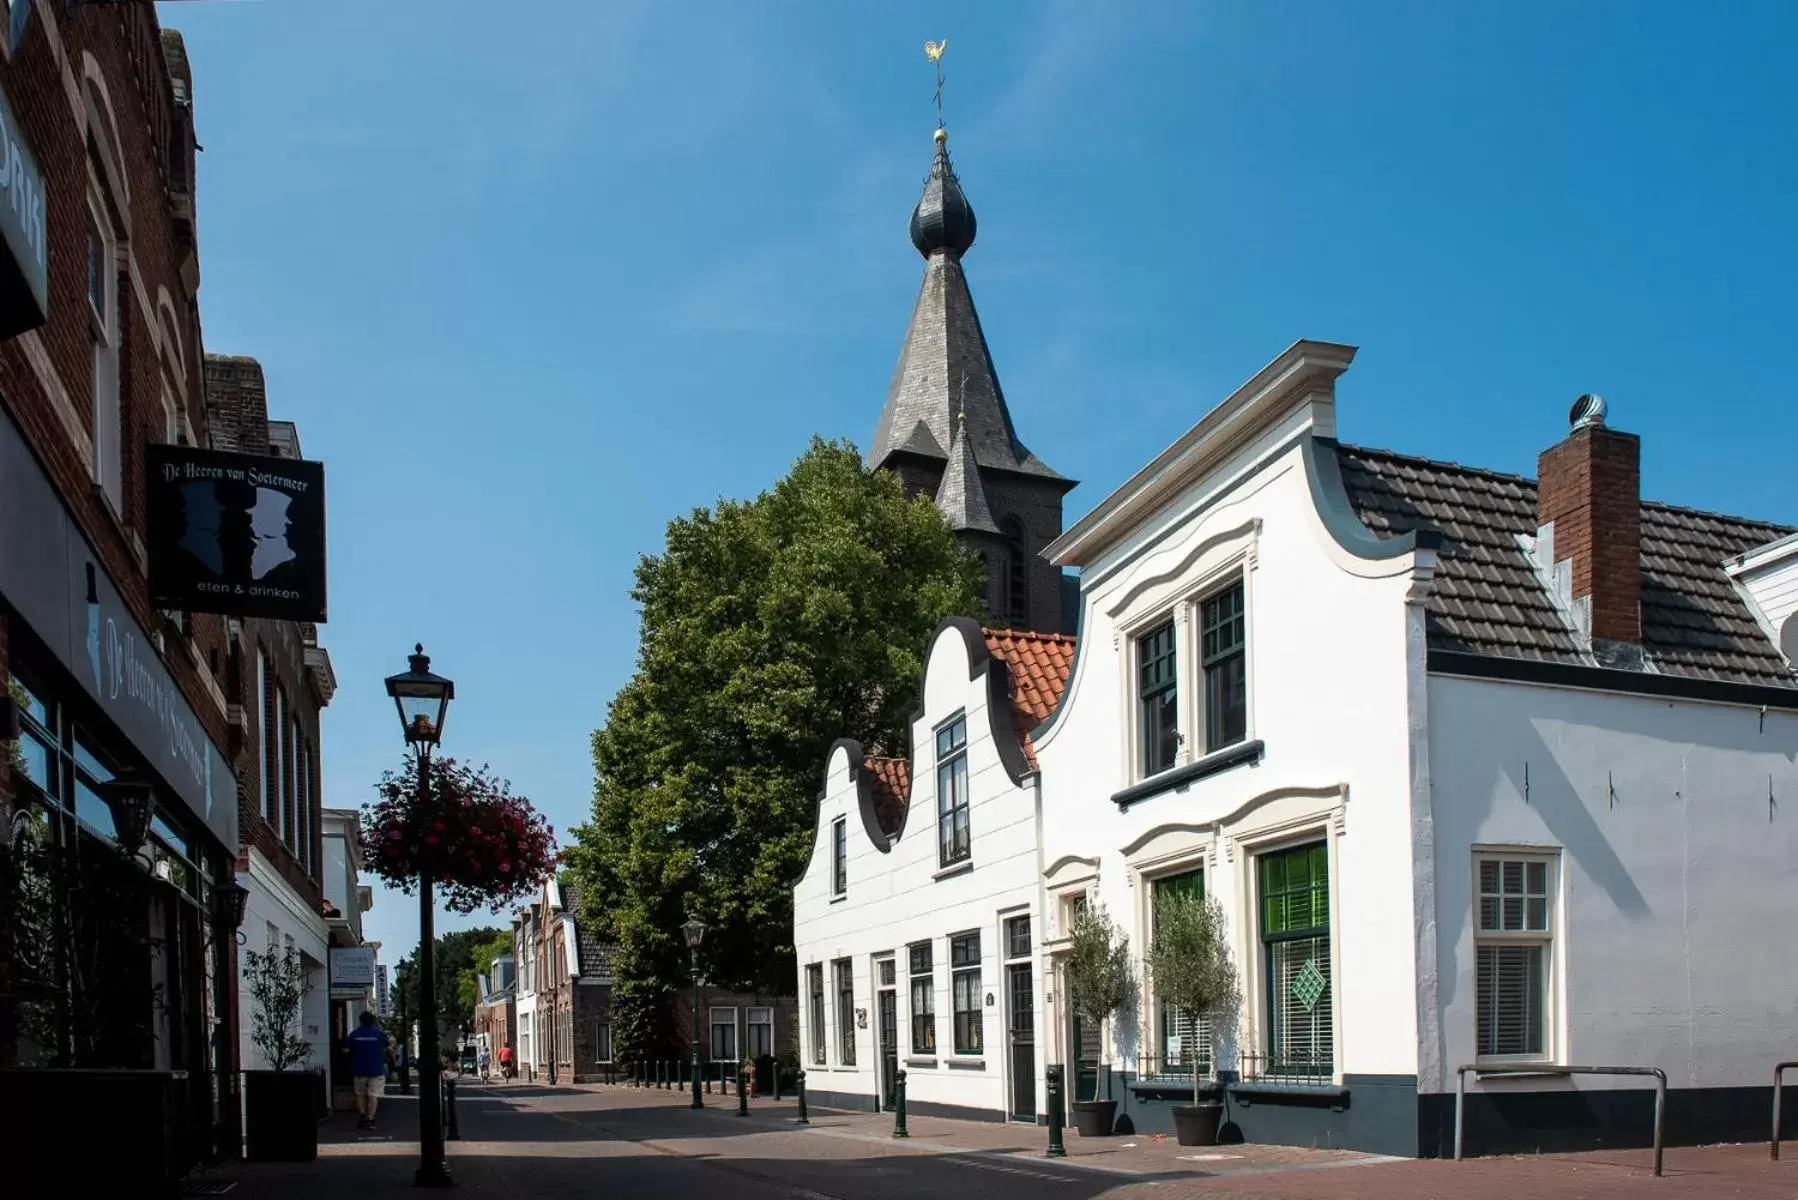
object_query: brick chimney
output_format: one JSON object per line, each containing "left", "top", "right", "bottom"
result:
{"left": 1536, "top": 394, "right": 1641, "bottom": 647}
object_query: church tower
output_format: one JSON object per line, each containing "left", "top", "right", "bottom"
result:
{"left": 868, "top": 123, "right": 1077, "bottom": 634}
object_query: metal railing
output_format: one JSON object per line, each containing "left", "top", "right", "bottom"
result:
{"left": 1772, "top": 1061, "right": 1798, "bottom": 1160}
{"left": 1237, "top": 1049, "right": 1335, "bottom": 1088}
{"left": 1454, "top": 1064, "right": 1666, "bottom": 1177}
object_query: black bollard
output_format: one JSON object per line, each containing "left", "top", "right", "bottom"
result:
{"left": 773, "top": 1063, "right": 782, "bottom": 1101}
{"left": 893, "top": 1069, "right": 909, "bottom": 1139}
{"left": 1045, "top": 1065, "right": 1066, "bottom": 1158}
{"left": 445, "top": 1078, "right": 461, "bottom": 1141}
{"left": 737, "top": 1066, "right": 750, "bottom": 1117}
{"left": 796, "top": 1070, "right": 809, "bottom": 1125}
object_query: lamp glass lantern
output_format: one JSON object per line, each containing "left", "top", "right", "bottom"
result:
{"left": 98, "top": 778, "right": 155, "bottom": 854}
{"left": 681, "top": 915, "right": 707, "bottom": 950}
{"left": 221, "top": 879, "right": 251, "bottom": 929}
{"left": 385, "top": 643, "right": 454, "bottom": 747}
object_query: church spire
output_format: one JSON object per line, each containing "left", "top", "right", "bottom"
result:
{"left": 934, "top": 395, "right": 1001, "bottom": 534}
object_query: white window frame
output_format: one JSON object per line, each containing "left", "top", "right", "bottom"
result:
{"left": 709, "top": 1006, "right": 739, "bottom": 1063}
{"left": 86, "top": 180, "right": 122, "bottom": 515}
{"left": 1108, "top": 528, "right": 1259, "bottom": 788}
{"left": 746, "top": 1006, "right": 774, "bottom": 1059}
{"left": 833, "top": 958, "right": 856, "bottom": 1065}
{"left": 1472, "top": 848, "right": 1560, "bottom": 1066}
{"left": 595, "top": 1019, "right": 612, "bottom": 1064}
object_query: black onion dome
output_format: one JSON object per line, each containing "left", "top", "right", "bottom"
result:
{"left": 909, "top": 128, "right": 977, "bottom": 258}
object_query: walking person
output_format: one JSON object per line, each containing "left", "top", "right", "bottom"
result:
{"left": 346, "top": 1011, "right": 391, "bottom": 1130}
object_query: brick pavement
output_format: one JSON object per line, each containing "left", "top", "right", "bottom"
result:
{"left": 189, "top": 1076, "right": 1798, "bottom": 1200}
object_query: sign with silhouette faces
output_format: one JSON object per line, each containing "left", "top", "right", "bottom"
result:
{"left": 146, "top": 444, "right": 327, "bottom": 622}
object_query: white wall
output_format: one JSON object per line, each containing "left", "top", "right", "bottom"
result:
{"left": 793, "top": 624, "right": 1047, "bottom": 1118}
{"left": 1036, "top": 431, "right": 1428, "bottom": 1083}
{"left": 1427, "top": 674, "right": 1798, "bottom": 1093}
{"left": 237, "top": 847, "right": 331, "bottom": 1077}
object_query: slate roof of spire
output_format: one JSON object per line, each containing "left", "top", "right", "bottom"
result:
{"left": 868, "top": 131, "right": 1070, "bottom": 488}
{"left": 934, "top": 414, "right": 1002, "bottom": 534}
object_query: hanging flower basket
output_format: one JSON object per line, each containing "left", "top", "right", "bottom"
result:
{"left": 360, "top": 755, "right": 556, "bottom": 914}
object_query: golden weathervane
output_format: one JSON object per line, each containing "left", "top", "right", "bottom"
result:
{"left": 925, "top": 39, "right": 948, "bottom": 130}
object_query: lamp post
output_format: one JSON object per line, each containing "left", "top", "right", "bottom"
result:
{"left": 682, "top": 914, "right": 707, "bottom": 1109}
{"left": 385, "top": 644, "right": 454, "bottom": 1189}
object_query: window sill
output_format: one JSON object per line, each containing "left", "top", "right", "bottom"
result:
{"left": 1112, "top": 739, "right": 1265, "bottom": 811}
{"left": 933, "top": 859, "right": 974, "bottom": 881}
{"left": 1229, "top": 1079, "right": 1350, "bottom": 1110}
{"left": 904, "top": 1057, "right": 938, "bottom": 1069}
{"left": 1470, "top": 1063, "right": 1566, "bottom": 1080}
{"left": 947, "top": 1057, "right": 985, "bottom": 1070}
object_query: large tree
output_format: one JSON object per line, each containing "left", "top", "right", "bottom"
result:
{"left": 391, "top": 927, "right": 506, "bottom": 1038}
{"left": 567, "top": 437, "right": 982, "bottom": 1055}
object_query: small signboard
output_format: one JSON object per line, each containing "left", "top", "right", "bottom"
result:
{"left": 330, "top": 947, "right": 376, "bottom": 991}
{"left": 0, "top": 80, "right": 49, "bottom": 340}
{"left": 145, "top": 444, "right": 327, "bottom": 622}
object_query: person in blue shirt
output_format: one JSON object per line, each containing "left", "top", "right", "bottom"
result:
{"left": 345, "top": 1011, "right": 391, "bottom": 1130}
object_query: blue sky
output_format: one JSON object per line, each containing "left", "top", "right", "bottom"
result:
{"left": 159, "top": 0, "right": 1798, "bottom": 961}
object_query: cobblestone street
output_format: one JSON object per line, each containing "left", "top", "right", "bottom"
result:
{"left": 187, "top": 1079, "right": 1798, "bottom": 1200}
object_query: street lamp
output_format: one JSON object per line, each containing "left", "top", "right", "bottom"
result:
{"left": 682, "top": 914, "right": 707, "bottom": 1109}
{"left": 385, "top": 644, "right": 454, "bottom": 1189}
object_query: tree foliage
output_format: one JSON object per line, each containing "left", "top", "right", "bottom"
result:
{"left": 566, "top": 437, "right": 983, "bottom": 1002}
{"left": 1064, "top": 903, "right": 1135, "bottom": 1027}
{"left": 392, "top": 927, "right": 505, "bottom": 1038}
{"left": 244, "top": 948, "right": 314, "bottom": 1071}
{"left": 1144, "top": 894, "right": 1240, "bottom": 1101}
{"left": 459, "top": 929, "right": 515, "bottom": 1015}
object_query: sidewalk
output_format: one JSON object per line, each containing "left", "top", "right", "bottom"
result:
{"left": 571, "top": 1077, "right": 1798, "bottom": 1198}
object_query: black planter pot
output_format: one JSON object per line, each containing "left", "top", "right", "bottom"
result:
{"left": 1071, "top": 1099, "right": 1117, "bottom": 1137}
{"left": 1172, "top": 1101, "right": 1223, "bottom": 1147}
{"left": 244, "top": 1070, "right": 321, "bottom": 1162}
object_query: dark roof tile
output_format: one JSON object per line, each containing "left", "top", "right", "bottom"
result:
{"left": 1334, "top": 443, "right": 1795, "bottom": 688}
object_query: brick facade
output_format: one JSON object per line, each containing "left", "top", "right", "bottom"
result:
{"left": 1537, "top": 422, "right": 1642, "bottom": 645}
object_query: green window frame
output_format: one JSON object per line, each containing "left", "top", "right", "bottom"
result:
{"left": 1258, "top": 842, "right": 1332, "bottom": 1079}
{"left": 1200, "top": 581, "right": 1246, "bottom": 752}
{"left": 908, "top": 941, "right": 936, "bottom": 1054}
{"left": 1136, "top": 620, "right": 1178, "bottom": 777}
{"left": 950, "top": 932, "right": 982, "bottom": 1054}
{"left": 1151, "top": 868, "right": 1210, "bottom": 1078}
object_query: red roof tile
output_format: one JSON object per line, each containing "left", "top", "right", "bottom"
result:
{"left": 984, "top": 627, "right": 1077, "bottom": 768}
{"left": 865, "top": 756, "right": 911, "bottom": 836}
{"left": 857, "top": 629, "right": 1077, "bottom": 831}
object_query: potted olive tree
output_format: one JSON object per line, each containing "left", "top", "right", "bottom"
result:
{"left": 1063, "top": 903, "right": 1135, "bottom": 1137}
{"left": 242, "top": 947, "right": 320, "bottom": 1161}
{"left": 1144, "top": 892, "right": 1239, "bottom": 1147}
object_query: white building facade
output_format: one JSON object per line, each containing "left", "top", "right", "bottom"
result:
{"left": 1031, "top": 338, "right": 1798, "bottom": 1156}
{"left": 794, "top": 620, "right": 1073, "bottom": 1122}
{"left": 800, "top": 335, "right": 1798, "bottom": 1157}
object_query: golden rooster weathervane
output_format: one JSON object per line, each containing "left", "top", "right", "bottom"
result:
{"left": 925, "top": 39, "right": 948, "bottom": 131}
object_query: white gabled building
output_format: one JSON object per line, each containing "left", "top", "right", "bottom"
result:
{"left": 793, "top": 619, "right": 1074, "bottom": 1122}
{"left": 1032, "top": 338, "right": 1798, "bottom": 1157}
